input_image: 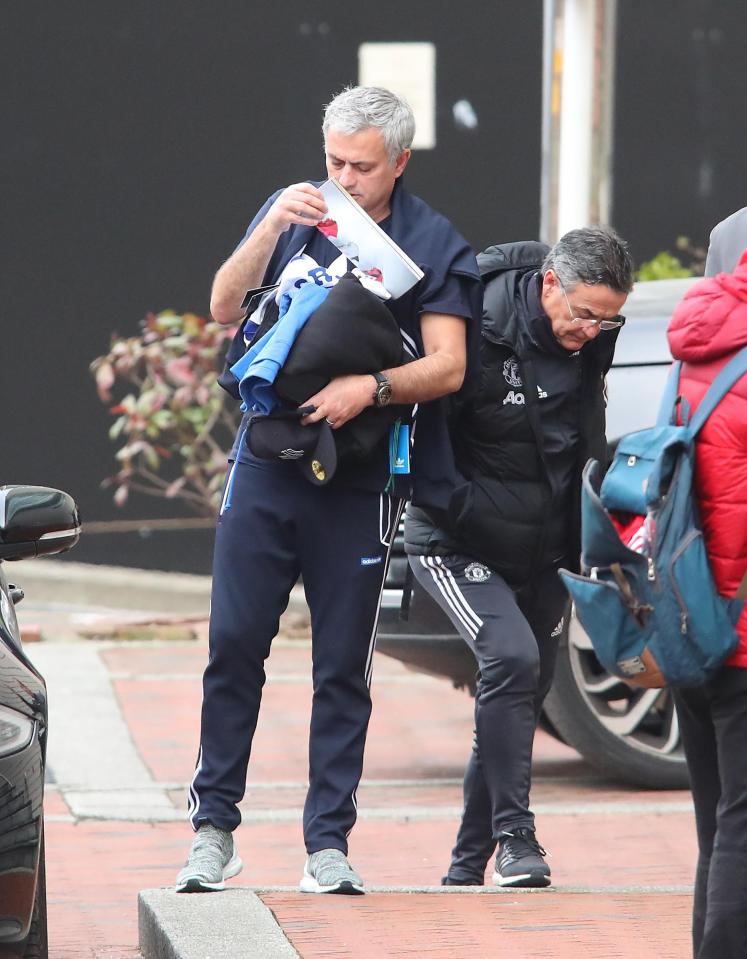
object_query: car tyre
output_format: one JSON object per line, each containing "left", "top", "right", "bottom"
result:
{"left": 542, "top": 605, "right": 690, "bottom": 790}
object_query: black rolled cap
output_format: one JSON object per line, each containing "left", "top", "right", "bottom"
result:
{"left": 246, "top": 407, "right": 337, "bottom": 486}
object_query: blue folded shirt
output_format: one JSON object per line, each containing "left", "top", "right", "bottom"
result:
{"left": 230, "top": 283, "right": 330, "bottom": 413}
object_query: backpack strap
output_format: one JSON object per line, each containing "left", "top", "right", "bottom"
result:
{"left": 655, "top": 361, "right": 683, "bottom": 427}
{"left": 689, "top": 345, "right": 747, "bottom": 436}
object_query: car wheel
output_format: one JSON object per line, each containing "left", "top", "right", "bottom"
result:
{"left": 23, "top": 826, "right": 48, "bottom": 959}
{"left": 542, "top": 605, "right": 690, "bottom": 790}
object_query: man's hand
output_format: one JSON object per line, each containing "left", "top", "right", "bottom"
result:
{"left": 298, "top": 314, "right": 467, "bottom": 428}
{"left": 210, "top": 183, "right": 328, "bottom": 325}
{"left": 301, "top": 375, "right": 374, "bottom": 429}
{"left": 263, "top": 183, "right": 328, "bottom": 235}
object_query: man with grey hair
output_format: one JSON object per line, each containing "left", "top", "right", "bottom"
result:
{"left": 405, "top": 227, "right": 633, "bottom": 887}
{"left": 176, "top": 86, "right": 482, "bottom": 895}
{"left": 705, "top": 205, "right": 747, "bottom": 277}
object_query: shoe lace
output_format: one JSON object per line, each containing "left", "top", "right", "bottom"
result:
{"left": 500, "top": 828, "right": 548, "bottom": 859}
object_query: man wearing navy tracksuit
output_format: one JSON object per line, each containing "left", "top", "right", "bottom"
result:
{"left": 176, "top": 86, "right": 482, "bottom": 895}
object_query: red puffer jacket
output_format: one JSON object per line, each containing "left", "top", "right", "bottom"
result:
{"left": 667, "top": 251, "right": 747, "bottom": 665}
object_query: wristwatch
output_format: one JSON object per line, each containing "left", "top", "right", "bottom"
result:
{"left": 372, "top": 372, "right": 393, "bottom": 407}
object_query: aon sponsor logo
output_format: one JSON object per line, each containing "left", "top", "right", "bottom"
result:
{"left": 503, "top": 390, "right": 525, "bottom": 406}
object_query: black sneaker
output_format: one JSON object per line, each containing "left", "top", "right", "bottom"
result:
{"left": 492, "top": 828, "right": 551, "bottom": 888}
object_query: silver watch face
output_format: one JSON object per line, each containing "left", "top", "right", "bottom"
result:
{"left": 376, "top": 381, "right": 393, "bottom": 406}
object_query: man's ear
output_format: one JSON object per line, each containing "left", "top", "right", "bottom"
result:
{"left": 394, "top": 149, "right": 411, "bottom": 179}
{"left": 540, "top": 269, "right": 557, "bottom": 311}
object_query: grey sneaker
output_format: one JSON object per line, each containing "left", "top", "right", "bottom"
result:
{"left": 492, "top": 828, "right": 551, "bottom": 888}
{"left": 300, "top": 848, "right": 365, "bottom": 895}
{"left": 175, "top": 823, "right": 243, "bottom": 893}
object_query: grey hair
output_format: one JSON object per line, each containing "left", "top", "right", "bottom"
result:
{"left": 322, "top": 86, "right": 415, "bottom": 164}
{"left": 542, "top": 226, "right": 635, "bottom": 294}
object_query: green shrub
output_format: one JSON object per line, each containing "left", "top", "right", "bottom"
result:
{"left": 636, "top": 236, "right": 706, "bottom": 281}
{"left": 90, "top": 311, "right": 240, "bottom": 516}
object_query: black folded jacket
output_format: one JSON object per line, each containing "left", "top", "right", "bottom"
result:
{"left": 274, "top": 272, "right": 406, "bottom": 403}
{"left": 274, "top": 272, "right": 410, "bottom": 463}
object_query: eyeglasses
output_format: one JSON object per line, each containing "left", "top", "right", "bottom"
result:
{"left": 557, "top": 277, "right": 625, "bottom": 331}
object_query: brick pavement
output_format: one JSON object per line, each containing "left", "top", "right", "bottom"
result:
{"left": 25, "top": 610, "right": 698, "bottom": 959}
{"left": 259, "top": 892, "right": 693, "bottom": 959}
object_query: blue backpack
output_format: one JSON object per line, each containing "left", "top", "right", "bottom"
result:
{"left": 560, "top": 346, "right": 747, "bottom": 688}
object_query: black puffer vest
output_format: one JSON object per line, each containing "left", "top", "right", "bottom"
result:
{"left": 405, "top": 241, "right": 617, "bottom": 587}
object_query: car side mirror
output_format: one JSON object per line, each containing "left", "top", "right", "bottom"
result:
{"left": 0, "top": 485, "right": 81, "bottom": 561}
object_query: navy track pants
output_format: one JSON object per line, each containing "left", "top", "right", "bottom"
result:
{"left": 189, "top": 457, "right": 402, "bottom": 853}
{"left": 410, "top": 554, "right": 568, "bottom": 882}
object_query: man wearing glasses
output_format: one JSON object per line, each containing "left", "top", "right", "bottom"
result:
{"left": 404, "top": 227, "right": 633, "bottom": 888}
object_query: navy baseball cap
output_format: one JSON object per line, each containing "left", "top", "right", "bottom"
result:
{"left": 245, "top": 406, "right": 337, "bottom": 486}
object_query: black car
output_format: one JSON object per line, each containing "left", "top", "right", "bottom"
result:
{"left": 0, "top": 486, "right": 80, "bottom": 958}
{"left": 377, "top": 277, "right": 697, "bottom": 790}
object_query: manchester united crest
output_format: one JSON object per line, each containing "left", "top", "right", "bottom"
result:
{"left": 465, "top": 562, "right": 491, "bottom": 583}
{"left": 503, "top": 356, "right": 523, "bottom": 388}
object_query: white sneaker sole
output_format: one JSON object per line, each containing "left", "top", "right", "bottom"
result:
{"left": 176, "top": 853, "right": 243, "bottom": 893}
{"left": 299, "top": 869, "right": 365, "bottom": 895}
{"left": 491, "top": 869, "right": 551, "bottom": 888}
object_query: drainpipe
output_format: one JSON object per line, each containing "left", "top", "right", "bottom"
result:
{"left": 541, "top": 0, "right": 618, "bottom": 244}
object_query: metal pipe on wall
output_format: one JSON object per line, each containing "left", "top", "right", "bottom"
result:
{"left": 541, "top": 0, "right": 618, "bottom": 244}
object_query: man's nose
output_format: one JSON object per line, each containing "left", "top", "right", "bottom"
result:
{"left": 582, "top": 323, "right": 602, "bottom": 339}
{"left": 338, "top": 164, "right": 356, "bottom": 187}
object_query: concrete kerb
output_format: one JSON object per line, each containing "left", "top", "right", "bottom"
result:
{"left": 16, "top": 558, "right": 308, "bottom": 617}
{"left": 139, "top": 889, "right": 301, "bottom": 959}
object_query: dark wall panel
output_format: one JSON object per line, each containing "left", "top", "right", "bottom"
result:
{"left": 1, "top": 2, "right": 542, "bottom": 571}
{"left": 614, "top": 0, "right": 747, "bottom": 262}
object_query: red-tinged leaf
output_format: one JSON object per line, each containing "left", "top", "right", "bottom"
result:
{"left": 172, "top": 385, "right": 192, "bottom": 408}
{"left": 165, "top": 357, "right": 196, "bottom": 386}
{"left": 113, "top": 485, "right": 129, "bottom": 507}
{"left": 165, "top": 477, "right": 186, "bottom": 498}
{"left": 94, "top": 361, "right": 115, "bottom": 402}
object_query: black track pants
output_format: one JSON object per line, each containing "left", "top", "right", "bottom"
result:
{"left": 674, "top": 667, "right": 747, "bottom": 959}
{"left": 409, "top": 554, "right": 568, "bottom": 882}
{"left": 189, "top": 457, "right": 402, "bottom": 853}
